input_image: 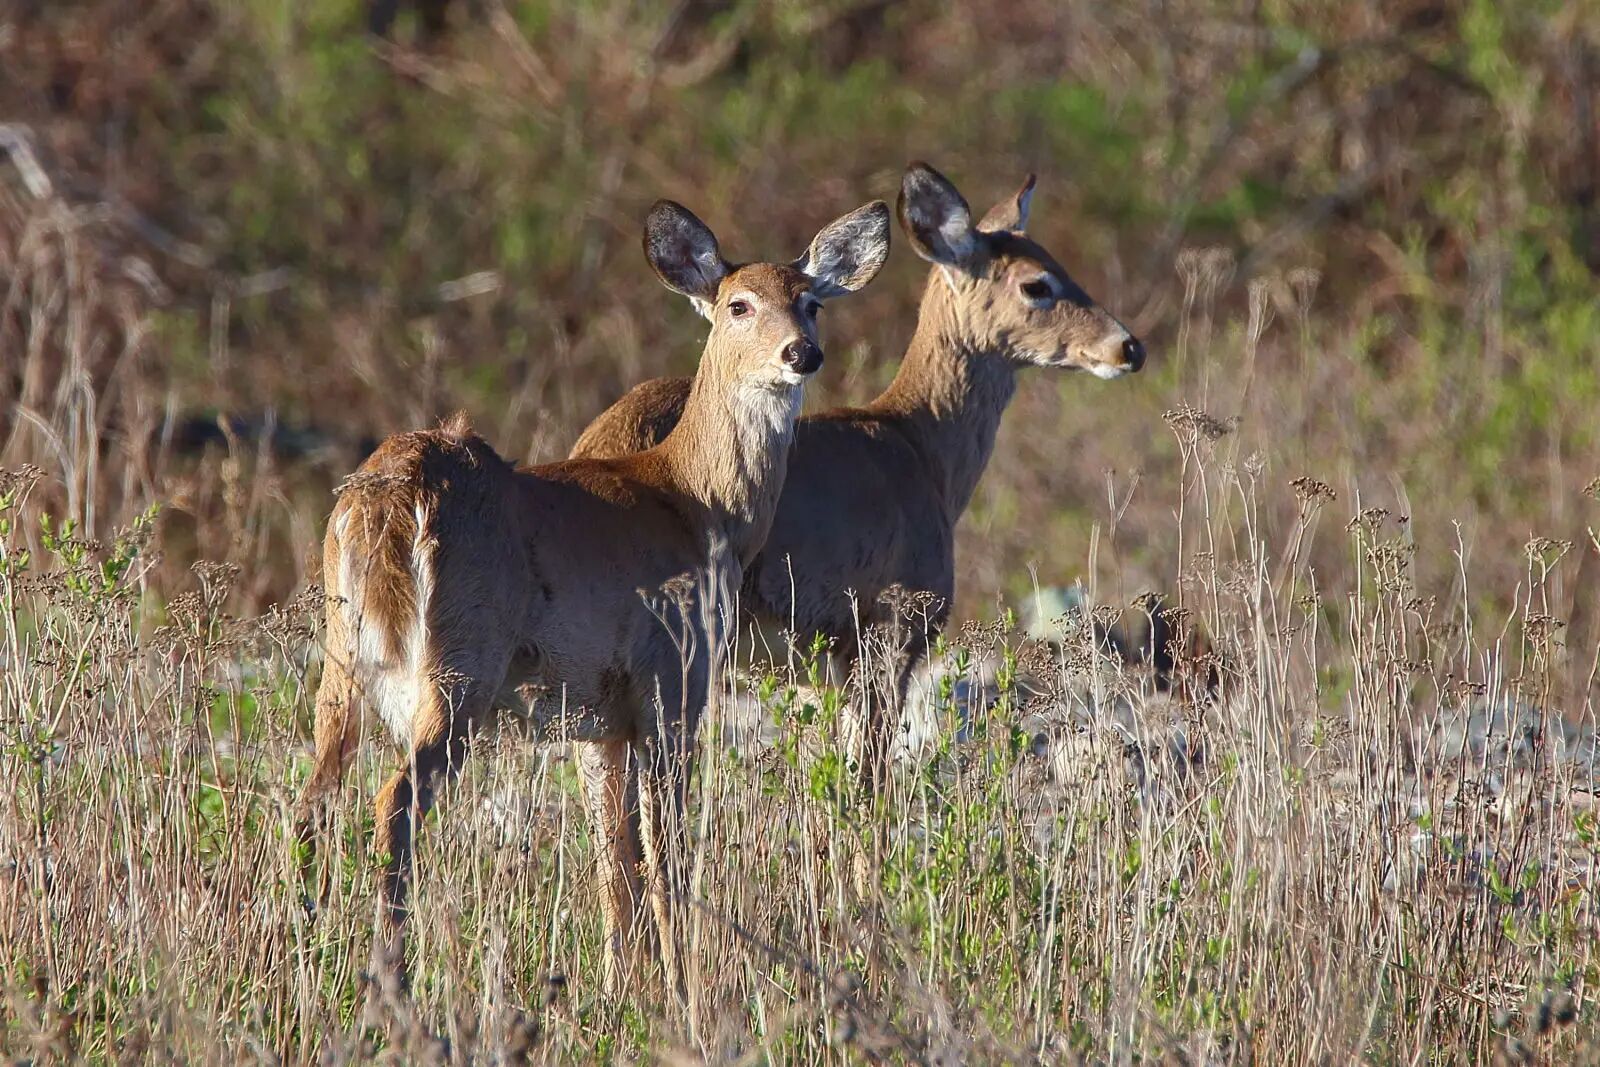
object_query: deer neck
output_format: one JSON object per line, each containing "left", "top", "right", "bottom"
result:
{"left": 658, "top": 349, "right": 799, "bottom": 567}
{"left": 873, "top": 271, "right": 1019, "bottom": 517}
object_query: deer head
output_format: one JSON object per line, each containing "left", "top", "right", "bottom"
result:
{"left": 897, "top": 162, "right": 1144, "bottom": 380}
{"left": 643, "top": 199, "right": 892, "bottom": 391}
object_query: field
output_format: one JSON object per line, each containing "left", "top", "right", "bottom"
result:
{"left": 3, "top": 0, "right": 1599, "bottom": 1062}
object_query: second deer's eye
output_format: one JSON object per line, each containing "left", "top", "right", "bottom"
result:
{"left": 728, "top": 299, "right": 753, "bottom": 318}
{"left": 1020, "top": 278, "right": 1055, "bottom": 302}
{"left": 804, "top": 301, "right": 820, "bottom": 318}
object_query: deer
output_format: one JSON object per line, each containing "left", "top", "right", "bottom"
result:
{"left": 295, "top": 197, "right": 891, "bottom": 1016}
{"left": 571, "top": 162, "right": 1145, "bottom": 793}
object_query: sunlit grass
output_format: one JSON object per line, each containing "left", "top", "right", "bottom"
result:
{"left": 3, "top": 422, "right": 1596, "bottom": 1060}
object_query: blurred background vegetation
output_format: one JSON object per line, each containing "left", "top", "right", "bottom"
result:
{"left": 2, "top": 0, "right": 1597, "bottom": 624}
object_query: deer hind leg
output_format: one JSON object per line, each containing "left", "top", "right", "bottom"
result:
{"left": 294, "top": 650, "right": 364, "bottom": 903}
{"left": 298, "top": 509, "right": 367, "bottom": 852}
{"left": 296, "top": 576, "right": 367, "bottom": 884}
{"left": 577, "top": 738, "right": 643, "bottom": 996}
{"left": 303, "top": 656, "right": 362, "bottom": 807}
{"left": 370, "top": 657, "right": 503, "bottom": 971}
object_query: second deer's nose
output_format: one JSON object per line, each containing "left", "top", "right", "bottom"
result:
{"left": 782, "top": 338, "right": 824, "bottom": 375}
{"left": 1122, "top": 336, "right": 1146, "bottom": 372}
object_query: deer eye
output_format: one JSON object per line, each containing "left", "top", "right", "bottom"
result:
{"left": 1020, "top": 278, "right": 1055, "bottom": 302}
{"left": 728, "top": 299, "right": 753, "bottom": 318}
{"left": 803, "top": 300, "right": 820, "bottom": 318}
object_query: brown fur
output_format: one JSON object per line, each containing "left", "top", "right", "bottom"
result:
{"left": 570, "top": 377, "right": 694, "bottom": 477}
{"left": 570, "top": 165, "right": 1143, "bottom": 790}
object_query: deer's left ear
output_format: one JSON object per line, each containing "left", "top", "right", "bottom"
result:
{"left": 797, "top": 200, "right": 892, "bottom": 300}
{"left": 978, "top": 174, "right": 1036, "bottom": 234}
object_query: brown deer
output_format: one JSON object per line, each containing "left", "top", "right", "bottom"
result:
{"left": 572, "top": 162, "right": 1144, "bottom": 791}
{"left": 296, "top": 197, "right": 891, "bottom": 1010}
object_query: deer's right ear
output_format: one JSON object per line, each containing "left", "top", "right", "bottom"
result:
{"left": 897, "top": 162, "right": 979, "bottom": 267}
{"left": 643, "top": 200, "right": 730, "bottom": 318}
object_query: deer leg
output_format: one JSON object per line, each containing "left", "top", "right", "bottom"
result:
{"left": 293, "top": 651, "right": 365, "bottom": 909}
{"left": 828, "top": 630, "right": 880, "bottom": 790}
{"left": 634, "top": 719, "right": 700, "bottom": 1034}
{"left": 370, "top": 668, "right": 495, "bottom": 975}
{"left": 578, "top": 738, "right": 643, "bottom": 996}
{"left": 298, "top": 525, "right": 365, "bottom": 859}
{"left": 297, "top": 650, "right": 362, "bottom": 842}
{"left": 845, "top": 624, "right": 933, "bottom": 799}
{"left": 882, "top": 629, "right": 934, "bottom": 782}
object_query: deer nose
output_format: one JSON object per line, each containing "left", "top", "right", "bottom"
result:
{"left": 782, "top": 338, "right": 823, "bottom": 376}
{"left": 1121, "top": 336, "right": 1146, "bottom": 372}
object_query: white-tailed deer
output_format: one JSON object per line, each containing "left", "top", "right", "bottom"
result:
{"left": 572, "top": 162, "right": 1144, "bottom": 791}
{"left": 297, "top": 198, "right": 891, "bottom": 1010}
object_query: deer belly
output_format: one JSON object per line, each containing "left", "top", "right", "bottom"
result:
{"left": 498, "top": 646, "right": 624, "bottom": 743}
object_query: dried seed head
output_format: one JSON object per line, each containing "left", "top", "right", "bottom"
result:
{"left": 0, "top": 464, "right": 46, "bottom": 498}
{"left": 1287, "top": 267, "right": 1322, "bottom": 314}
{"left": 1176, "top": 248, "right": 1205, "bottom": 292}
{"left": 1201, "top": 246, "right": 1237, "bottom": 293}
{"left": 1346, "top": 506, "right": 1392, "bottom": 532}
{"left": 1291, "top": 476, "right": 1337, "bottom": 506}
{"left": 1163, "top": 404, "right": 1237, "bottom": 443}
{"left": 1523, "top": 613, "right": 1563, "bottom": 644}
{"left": 1524, "top": 537, "right": 1572, "bottom": 563}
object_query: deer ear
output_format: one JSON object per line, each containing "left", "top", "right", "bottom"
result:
{"left": 796, "top": 200, "right": 891, "bottom": 299}
{"left": 978, "top": 174, "right": 1036, "bottom": 234}
{"left": 643, "top": 200, "right": 729, "bottom": 316}
{"left": 897, "top": 162, "right": 979, "bottom": 267}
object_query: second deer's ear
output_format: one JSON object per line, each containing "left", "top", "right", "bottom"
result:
{"left": 797, "top": 200, "right": 891, "bottom": 299}
{"left": 978, "top": 174, "right": 1036, "bottom": 234}
{"left": 897, "top": 162, "right": 979, "bottom": 267}
{"left": 643, "top": 200, "right": 730, "bottom": 317}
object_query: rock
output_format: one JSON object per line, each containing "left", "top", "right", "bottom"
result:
{"left": 1418, "top": 697, "right": 1599, "bottom": 788}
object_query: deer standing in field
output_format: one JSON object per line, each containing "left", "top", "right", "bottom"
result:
{"left": 572, "top": 163, "right": 1145, "bottom": 790}
{"left": 296, "top": 198, "right": 891, "bottom": 1013}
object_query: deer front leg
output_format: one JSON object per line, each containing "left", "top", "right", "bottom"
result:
{"left": 578, "top": 738, "right": 642, "bottom": 996}
{"left": 839, "top": 625, "right": 932, "bottom": 799}
{"left": 857, "top": 585, "right": 947, "bottom": 797}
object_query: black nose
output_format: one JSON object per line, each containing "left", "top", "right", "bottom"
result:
{"left": 1122, "top": 336, "right": 1146, "bottom": 372}
{"left": 782, "top": 338, "right": 823, "bottom": 375}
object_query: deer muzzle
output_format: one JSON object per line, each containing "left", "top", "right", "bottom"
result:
{"left": 781, "top": 338, "right": 824, "bottom": 376}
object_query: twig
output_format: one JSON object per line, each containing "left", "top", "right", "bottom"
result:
{"left": 0, "top": 125, "right": 54, "bottom": 199}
